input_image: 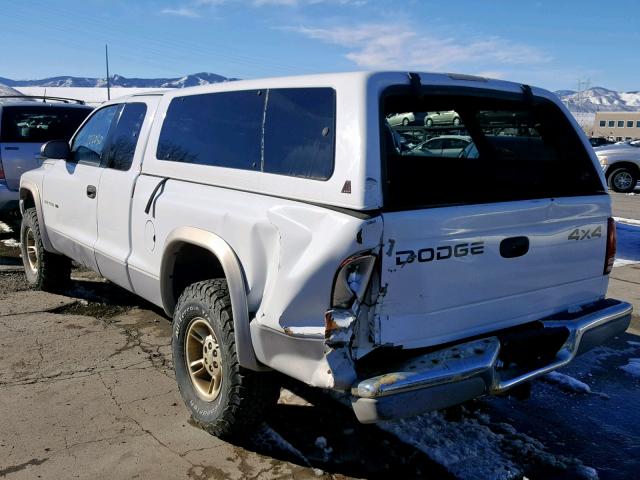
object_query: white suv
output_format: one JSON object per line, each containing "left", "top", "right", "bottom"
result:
{"left": 19, "top": 72, "right": 632, "bottom": 437}
{"left": 595, "top": 140, "right": 640, "bottom": 193}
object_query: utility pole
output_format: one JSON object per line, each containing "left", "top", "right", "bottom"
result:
{"left": 105, "top": 44, "right": 111, "bottom": 100}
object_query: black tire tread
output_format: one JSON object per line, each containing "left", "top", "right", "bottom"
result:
{"left": 21, "top": 208, "right": 71, "bottom": 292}
{"left": 174, "top": 279, "right": 279, "bottom": 438}
{"left": 607, "top": 167, "right": 637, "bottom": 193}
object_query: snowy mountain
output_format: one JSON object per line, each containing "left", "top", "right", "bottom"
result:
{"left": 0, "top": 83, "right": 35, "bottom": 101}
{"left": 554, "top": 89, "right": 577, "bottom": 98}
{"left": 0, "top": 72, "right": 234, "bottom": 88}
{"left": 555, "top": 87, "right": 640, "bottom": 113}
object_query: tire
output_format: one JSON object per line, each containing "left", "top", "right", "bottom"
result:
{"left": 402, "top": 117, "right": 409, "bottom": 126}
{"left": 425, "top": 118, "right": 433, "bottom": 127}
{"left": 607, "top": 167, "right": 637, "bottom": 193}
{"left": 20, "top": 208, "right": 71, "bottom": 292}
{"left": 172, "top": 279, "right": 279, "bottom": 439}
{"left": 453, "top": 117, "right": 461, "bottom": 126}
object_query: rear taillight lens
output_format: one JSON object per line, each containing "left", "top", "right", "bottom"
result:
{"left": 0, "top": 155, "right": 4, "bottom": 180}
{"left": 331, "top": 254, "right": 377, "bottom": 309}
{"left": 604, "top": 217, "right": 616, "bottom": 275}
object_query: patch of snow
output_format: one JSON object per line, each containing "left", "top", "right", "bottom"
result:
{"left": 619, "top": 358, "right": 640, "bottom": 378}
{"left": 278, "top": 388, "right": 313, "bottom": 406}
{"left": 544, "top": 372, "right": 592, "bottom": 394}
{"left": 614, "top": 221, "right": 640, "bottom": 267}
{"left": 378, "top": 408, "right": 596, "bottom": 480}
{"left": 1, "top": 238, "right": 20, "bottom": 248}
{"left": 578, "top": 466, "right": 599, "bottom": 480}
{"left": 614, "top": 217, "right": 640, "bottom": 226}
{"left": 0, "top": 221, "right": 13, "bottom": 233}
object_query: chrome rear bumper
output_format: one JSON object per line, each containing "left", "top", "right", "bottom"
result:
{"left": 351, "top": 299, "right": 632, "bottom": 423}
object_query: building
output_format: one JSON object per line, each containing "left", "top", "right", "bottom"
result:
{"left": 592, "top": 112, "right": 640, "bottom": 141}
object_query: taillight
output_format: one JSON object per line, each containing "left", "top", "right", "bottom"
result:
{"left": 331, "top": 254, "right": 377, "bottom": 309}
{"left": 604, "top": 217, "right": 616, "bottom": 275}
{"left": 0, "top": 155, "right": 4, "bottom": 180}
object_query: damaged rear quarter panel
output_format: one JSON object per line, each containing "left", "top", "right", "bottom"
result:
{"left": 258, "top": 206, "right": 381, "bottom": 331}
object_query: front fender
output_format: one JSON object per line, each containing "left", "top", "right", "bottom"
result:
{"left": 160, "top": 226, "right": 261, "bottom": 371}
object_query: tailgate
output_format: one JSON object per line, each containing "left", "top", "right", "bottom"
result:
{"left": 0, "top": 142, "right": 43, "bottom": 190}
{"left": 378, "top": 196, "right": 610, "bottom": 349}
{"left": 378, "top": 82, "right": 609, "bottom": 349}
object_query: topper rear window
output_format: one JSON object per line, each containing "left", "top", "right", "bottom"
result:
{"left": 382, "top": 88, "right": 604, "bottom": 210}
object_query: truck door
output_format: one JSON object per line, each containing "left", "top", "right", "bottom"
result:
{"left": 94, "top": 99, "right": 158, "bottom": 290}
{"left": 42, "top": 104, "right": 120, "bottom": 270}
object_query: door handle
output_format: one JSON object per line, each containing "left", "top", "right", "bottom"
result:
{"left": 86, "top": 185, "right": 97, "bottom": 199}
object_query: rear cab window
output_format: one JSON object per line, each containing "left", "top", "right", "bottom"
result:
{"left": 156, "top": 87, "right": 335, "bottom": 180}
{"left": 0, "top": 106, "right": 91, "bottom": 143}
{"left": 382, "top": 87, "right": 604, "bottom": 210}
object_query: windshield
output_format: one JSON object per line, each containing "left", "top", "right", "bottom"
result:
{"left": 1, "top": 106, "right": 91, "bottom": 143}
{"left": 382, "top": 90, "right": 604, "bottom": 209}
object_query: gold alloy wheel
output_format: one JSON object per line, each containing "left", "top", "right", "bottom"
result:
{"left": 185, "top": 318, "right": 223, "bottom": 401}
{"left": 25, "top": 227, "right": 39, "bottom": 275}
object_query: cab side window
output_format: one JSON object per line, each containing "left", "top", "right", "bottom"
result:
{"left": 70, "top": 105, "right": 119, "bottom": 166}
{"left": 106, "top": 103, "right": 147, "bottom": 171}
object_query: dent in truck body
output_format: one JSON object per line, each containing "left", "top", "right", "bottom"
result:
{"left": 249, "top": 209, "right": 384, "bottom": 387}
{"left": 128, "top": 175, "right": 384, "bottom": 382}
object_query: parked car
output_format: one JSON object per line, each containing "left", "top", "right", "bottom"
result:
{"left": 424, "top": 110, "right": 461, "bottom": 127}
{"left": 386, "top": 112, "right": 415, "bottom": 126}
{"left": 410, "top": 135, "right": 471, "bottom": 157}
{"left": 0, "top": 98, "right": 92, "bottom": 217}
{"left": 589, "top": 137, "right": 613, "bottom": 148}
{"left": 595, "top": 141, "right": 640, "bottom": 192}
{"left": 20, "top": 72, "right": 631, "bottom": 437}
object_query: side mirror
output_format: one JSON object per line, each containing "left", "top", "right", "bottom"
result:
{"left": 41, "top": 140, "right": 70, "bottom": 160}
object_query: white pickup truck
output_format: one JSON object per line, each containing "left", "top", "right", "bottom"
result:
{"left": 19, "top": 72, "right": 632, "bottom": 438}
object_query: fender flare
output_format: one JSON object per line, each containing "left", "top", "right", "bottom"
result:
{"left": 160, "top": 226, "right": 262, "bottom": 371}
{"left": 19, "top": 181, "right": 58, "bottom": 253}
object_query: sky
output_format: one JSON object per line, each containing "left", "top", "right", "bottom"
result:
{"left": 0, "top": 0, "right": 638, "bottom": 92}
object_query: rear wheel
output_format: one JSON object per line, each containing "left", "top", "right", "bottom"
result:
{"left": 608, "top": 167, "right": 637, "bottom": 193}
{"left": 20, "top": 208, "right": 71, "bottom": 292}
{"left": 172, "top": 279, "right": 279, "bottom": 438}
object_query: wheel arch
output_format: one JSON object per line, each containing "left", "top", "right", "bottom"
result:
{"left": 19, "top": 182, "right": 57, "bottom": 253}
{"left": 606, "top": 161, "right": 640, "bottom": 178}
{"left": 160, "top": 226, "right": 262, "bottom": 370}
